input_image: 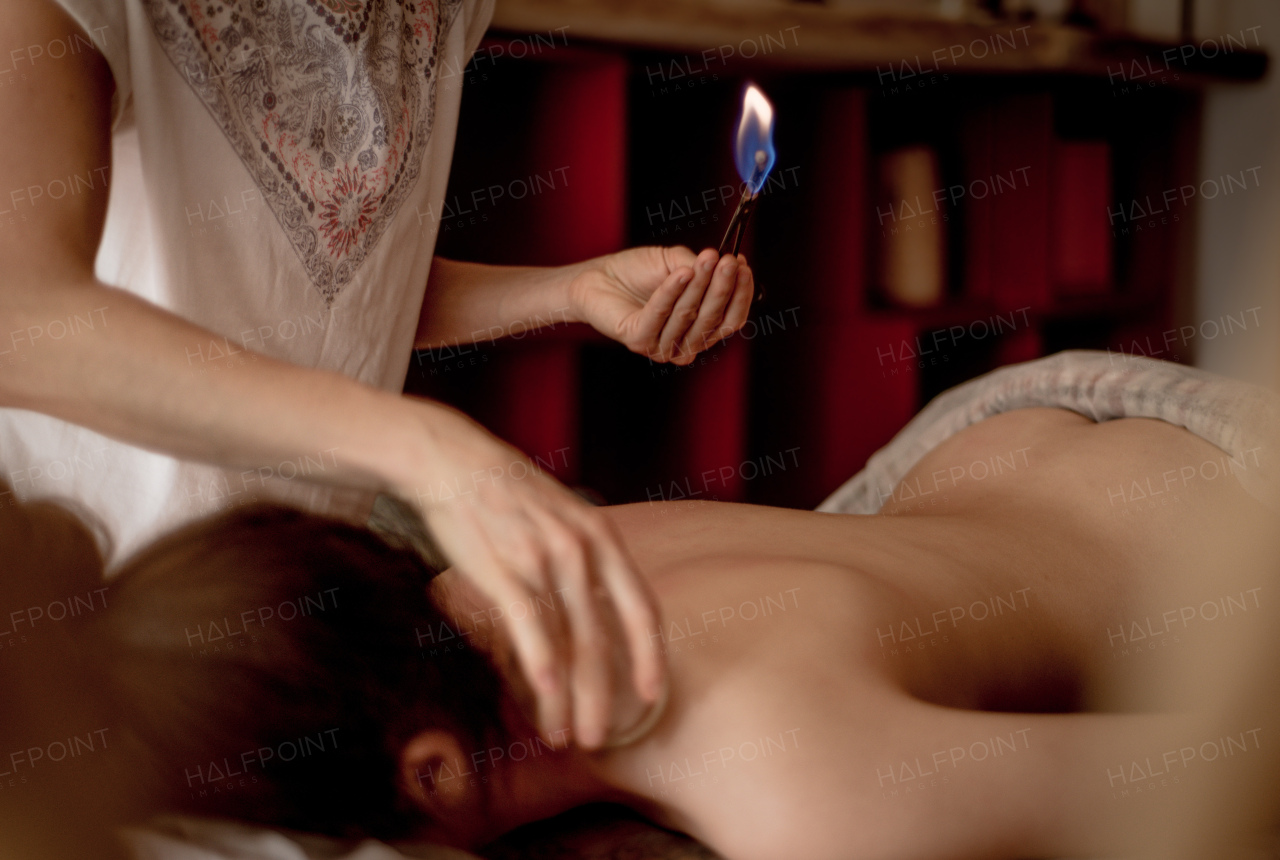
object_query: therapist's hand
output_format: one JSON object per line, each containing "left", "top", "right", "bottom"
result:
{"left": 569, "top": 246, "right": 755, "bottom": 365}
{"left": 401, "top": 401, "right": 665, "bottom": 750}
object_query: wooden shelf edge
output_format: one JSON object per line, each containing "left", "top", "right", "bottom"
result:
{"left": 489, "top": 1, "right": 1267, "bottom": 83}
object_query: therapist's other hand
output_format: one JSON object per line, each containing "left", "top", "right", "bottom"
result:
{"left": 570, "top": 246, "right": 754, "bottom": 365}
{"left": 402, "top": 402, "right": 665, "bottom": 750}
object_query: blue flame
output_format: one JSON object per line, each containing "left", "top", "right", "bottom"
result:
{"left": 734, "top": 84, "right": 776, "bottom": 194}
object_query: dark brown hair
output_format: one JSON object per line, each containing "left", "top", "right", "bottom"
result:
{"left": 0, "top": 484, "right": 129, "bottom": 860}
{"left": 89, "top": 502, "right": 507, "bottom": 840}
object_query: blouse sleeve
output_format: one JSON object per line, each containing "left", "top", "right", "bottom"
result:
{"left": 460, "top": 0, "right": 496, "bottom": 60}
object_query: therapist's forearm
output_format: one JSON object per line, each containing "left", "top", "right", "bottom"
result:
{"left": 414, "top": 256, "right": 595, "bottom": 350}
{"left": 0, "top": 274, "right": 440, "bottom": 499}
{"left": 0, "top": 1, "right": 442, "bottom": 506}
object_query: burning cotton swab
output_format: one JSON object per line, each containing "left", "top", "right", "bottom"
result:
{"left": 718, "top": 83, "right": 776, "bottom": 257}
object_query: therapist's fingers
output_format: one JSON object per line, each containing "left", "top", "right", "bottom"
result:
{"left": 527, "top": 491, "right": 665, "bottom": 749}
{"left": 660, "top": 244, "right": 700, "bottom": 272}
{"left": 488, "top": 509, "right": 557, "bottom": 601}
{"left": 498, "top": 575, "right": 571, "bottom": 740}
{"left": 629, "top": 267, "right": 693, "bottom": 359}
{"left": 702, "top": 256, "right": 755, "bottom": 350}
{"left": 656, "top": 249, "right": 718, "bottom": 362}
{"left": 444, "top": 506, "right": 571, "bottom": 741}
{"left": 524, "top": 503, "right": 614, "bottom": 749}
{"left": 564, "top": 566, "right": 613, "bottom": 751}
{"left": 575, "top": 507, "right": 665, "bottom": 704}
{"left": 676, "top": 254, "right": 740, "bottom": 359}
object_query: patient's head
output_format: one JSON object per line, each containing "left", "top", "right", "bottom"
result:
{"left": 91, "top": 503, "right": 541, "bottom": 843}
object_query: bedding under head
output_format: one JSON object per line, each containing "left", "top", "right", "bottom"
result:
{"left": 123, "top": 807, "right": 719, "bottom": 860}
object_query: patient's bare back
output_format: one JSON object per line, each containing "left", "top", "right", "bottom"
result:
{"left": 593, "top": 408, "right": 1274, "bottom": 859}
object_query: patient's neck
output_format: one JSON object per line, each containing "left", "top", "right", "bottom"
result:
{"left": 427, "top": 573, "right": 624, "bottom": 840}
{"left": 482, "top": 730, "right": 619, "bottom": 839}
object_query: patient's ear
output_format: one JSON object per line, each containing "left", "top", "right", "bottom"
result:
{"left": 400, "top": 729, "right": 487, "bottom": 843}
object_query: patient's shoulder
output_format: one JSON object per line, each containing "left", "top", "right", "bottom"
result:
{"left": 652, "top": 553, "right": 894, "bottom": 652}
